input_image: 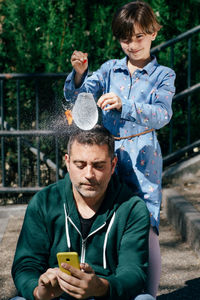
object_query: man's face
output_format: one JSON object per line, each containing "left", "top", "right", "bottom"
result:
{"left": 65, "top": 141, "right": 117, "bottom": 202}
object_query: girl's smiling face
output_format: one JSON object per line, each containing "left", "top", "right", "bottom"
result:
{"left": 120, "top": 23, "right": 157, "bottom": 66}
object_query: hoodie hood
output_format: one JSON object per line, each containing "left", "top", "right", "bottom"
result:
{"left": 58, "top": 172, "right": 133, "bottom": 222}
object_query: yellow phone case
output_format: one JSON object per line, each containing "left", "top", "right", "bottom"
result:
{"left": 57, "top": 252, "right": 80, "bottom": 275}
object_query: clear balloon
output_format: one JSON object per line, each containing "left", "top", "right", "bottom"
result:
{"left": 72, "top": 93, "right": 98, "bottom": 130}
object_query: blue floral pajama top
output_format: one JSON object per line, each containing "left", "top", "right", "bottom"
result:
{"left": 64, "top": 56, "right": 176, "bottom": 231}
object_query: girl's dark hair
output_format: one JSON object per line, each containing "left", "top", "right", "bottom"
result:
{"left": 112, "top": 1, "right": 162, "bottom": 41}
{"left": 67, "top": 125, "right": 115, "bottom": 159}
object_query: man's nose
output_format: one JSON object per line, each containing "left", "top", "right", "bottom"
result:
{"left": 85, "top": 166, "right": 95, "bottom": 179}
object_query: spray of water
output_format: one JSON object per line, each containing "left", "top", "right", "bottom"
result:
{"left": 39, "top": 92, "right": 100, "bottom": 139}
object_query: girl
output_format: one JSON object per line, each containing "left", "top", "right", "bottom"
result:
{"left": 64, "top": 1, "right": 176, "bottom": 298}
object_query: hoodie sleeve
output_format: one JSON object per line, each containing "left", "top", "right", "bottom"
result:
{"left": 105, "top": 198, "right": 150, "bottom": 300}
{"left": 11, "top": 193, "right": 51, "bottom": 300}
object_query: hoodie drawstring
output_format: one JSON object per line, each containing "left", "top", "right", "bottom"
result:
{"left": 64, "top": 204, "right": 116, "bottom": 269}
{"left": 64, "top": 203, "right": 71, "bottom": 250}
{"left": 103, "top": 212, "right": 116, "bottom": 269}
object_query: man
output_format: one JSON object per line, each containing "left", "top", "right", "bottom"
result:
{"left": 12, "top": 125, "right": 154, "bottom": 300}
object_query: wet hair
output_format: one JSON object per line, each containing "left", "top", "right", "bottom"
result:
{"left": 67, "top": 125, "right": 115, "bottom": 159}
{"left": 112, "top": 1, "right": 162, "bottom": 41}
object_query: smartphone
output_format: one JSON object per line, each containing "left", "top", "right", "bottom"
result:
{"left": 57, "top": 252, "right": 80, "bottom": 275}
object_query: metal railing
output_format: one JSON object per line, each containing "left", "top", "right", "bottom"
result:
{"left": 0, "top": 74, "right": 67, "bottom": 195}
{"left": 163, "top": 82, "right": 200, "bottom": 166}
{"left": 151, "top": 24, "right": 200, "bottom": 153}
{"left": 1, "top": 25, "right": 200, "bottom": 195}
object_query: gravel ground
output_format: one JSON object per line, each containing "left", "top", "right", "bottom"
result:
{"left": 158, "top": 211, "right": 200, "bottom": 299}
{"left": 0, "top": 209, "right": 200, "bottom": 300}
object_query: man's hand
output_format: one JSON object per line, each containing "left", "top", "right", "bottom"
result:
{"left": 33, "top": 268, "right": 62, "bottom": 300}
{"left": 97, "top": 92, "right": 122, "bottom": 111}
{"left": 57, "top": 262, "right": 109, "bottom": 299}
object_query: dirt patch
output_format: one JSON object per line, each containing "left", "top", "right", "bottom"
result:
{"left": 0, "top": 216, "right": 24, "bottom": 300}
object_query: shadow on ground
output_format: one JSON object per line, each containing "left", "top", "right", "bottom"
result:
{"left": 158, "top": 277, "right": 200, "bottom": 299}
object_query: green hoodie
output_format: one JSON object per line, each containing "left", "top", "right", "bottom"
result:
{"left": 12, "top": 173, "right": 150, "bottom": 300}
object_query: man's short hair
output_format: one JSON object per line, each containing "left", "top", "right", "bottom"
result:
{"left": 67, "top": 125, "right": 115, "bottom": 159}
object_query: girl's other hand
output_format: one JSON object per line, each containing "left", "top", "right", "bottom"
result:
{"left": 71, "top": 50, "right": 88, "bottom": 75}
{"left": 97, "top": 92, "right": 122, "bottom": 111}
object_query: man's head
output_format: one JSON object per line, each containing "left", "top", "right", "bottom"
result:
{"left": 67, "top": 125, "right": 115, "bottom": 159}
{"left": 65, "top": 125, "right": 117, "bottom": 203}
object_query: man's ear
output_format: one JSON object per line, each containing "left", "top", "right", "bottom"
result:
{"left": 111, "top": 156, "right": 118, "bottom": 174}
{"left": 65, "top": 154, "right": 70, "bottom": 171}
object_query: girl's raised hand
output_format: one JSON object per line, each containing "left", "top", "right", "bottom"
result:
{"left": 71, "top": 50, "right": 88, "bottom": 75}
{"left": 97, "top": 92, "right": 122, "bottom": 111}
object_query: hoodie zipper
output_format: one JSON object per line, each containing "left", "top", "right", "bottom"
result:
{"left": 80, "top": 222, "right": 107, "bottom": 263}
{"left": 64, "top": 204, "right": 107, "bottom": 262}
{"left": 81, "top": 239, "right": 87, "bottom": 263}
{"left": 64, "top": 204, "right": 115, "bottom": 268}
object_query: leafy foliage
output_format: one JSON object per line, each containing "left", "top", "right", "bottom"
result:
{"left": 1, "top": 0, "right": 200, "bottom": 74}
